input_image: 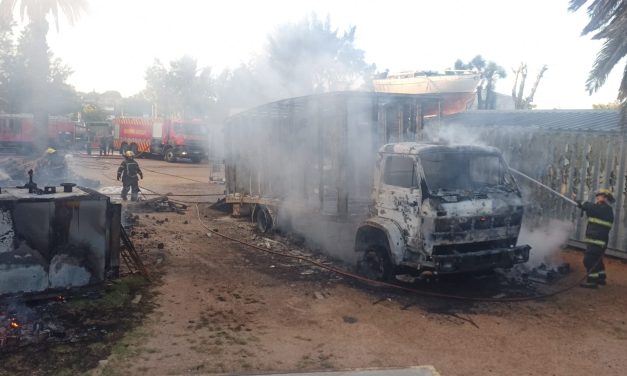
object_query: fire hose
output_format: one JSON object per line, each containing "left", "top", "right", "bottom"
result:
{"left": 193, "top": 204, "right": 594, "bottom": 303}
{"left": 509, "top": 168, "right": 579, "bottom": 206}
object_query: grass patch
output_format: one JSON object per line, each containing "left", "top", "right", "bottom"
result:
{"left": 67, "top": 275, "right": 149, "bottom": 312}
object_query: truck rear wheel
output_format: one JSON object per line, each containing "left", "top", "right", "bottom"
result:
{"left": 357, "top": 245, "right": 394, "bottom": 282}
{"left": 255, "top": 206, "right": 273, "bottom": 233}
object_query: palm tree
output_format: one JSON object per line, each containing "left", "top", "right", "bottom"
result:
{"left": 0, "top": 0, "right": 86, "bottom": 151}
{"left": 569, "top": 0, "right": 627, "bottom": 111}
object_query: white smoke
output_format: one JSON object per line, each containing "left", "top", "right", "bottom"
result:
{"left": 424, "top": 122, "right": 491, "bottom": 147}
{"left": 517, "top": 219, "right": 574, "bottom": 266}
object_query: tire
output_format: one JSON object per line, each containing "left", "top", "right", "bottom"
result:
{"left": 164, "top": 149, "right": 176, "bottom": 163}
{"left": 255, "top": 206, "right": 273, "bottom": 233}
{"left": 357, "top": 245, "right": 395, "bottom": 282}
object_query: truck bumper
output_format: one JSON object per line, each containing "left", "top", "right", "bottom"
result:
{"left": 174, "top": 147, "right": 206, "bottom": 159}
{"left": 432, "top": 245, "right": 530, "bottom": 274}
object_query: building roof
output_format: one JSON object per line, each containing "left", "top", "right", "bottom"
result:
{"left": 380, "top": 142, "right": 500, "bottom": 155}
{"left": 434, "top": 110, "right": 622, "bottom": 133}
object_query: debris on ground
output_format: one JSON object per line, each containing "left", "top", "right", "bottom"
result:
{"left": 129, "top": 196, "right": 188, "bottom": 214}
{"left": 521, "top": 263, "right": 572, "bottom": 284}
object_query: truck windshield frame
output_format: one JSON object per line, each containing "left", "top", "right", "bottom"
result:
{"left": 418, "top": 150, "right": 515, "bottom": 194}
{"left": 173, "top": 123, "right": 208, "bottom": 136}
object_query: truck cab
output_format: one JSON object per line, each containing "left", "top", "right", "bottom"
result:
{"left": 355, "top": 142, "right": 530, "bottom": 279}
{"left": 162, "top": 120, "right": 208, "bottom": 163}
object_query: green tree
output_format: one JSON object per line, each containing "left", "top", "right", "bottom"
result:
{"left": 144, "top": 56, "right": 215, "bottom": 119}
{"left": 569, "top": 0, "right": 627, "bottom": 113}
{"left": 455, "top": 55, "right": 506, "bottom": 110}
{"left": 3, "top": 25, "right": 79, "bottom": 115}
{"left": 0, "top": 0, "right": 86, "bottom": 149}
{"left": 265, "top": 14, "right": 374, "bottom": 98}
{"left": 592, "top": 100, "right": 621, "bottom": 110}
{"left": 215, "top": 14, "right": 375, "bottom": 118}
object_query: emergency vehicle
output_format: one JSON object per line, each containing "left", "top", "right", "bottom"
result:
{"left": 112, "top": 117, "right": 208, "bottom": 163}
{"left": 0, "top": 114, "right": 78, "bottom": 153}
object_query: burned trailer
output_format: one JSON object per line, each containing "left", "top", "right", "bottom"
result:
{"left": 0, "top": 186, "right": 121, "bottom": 296}
{"left": 224, "top": 92, "right": 530, "bottom": 278}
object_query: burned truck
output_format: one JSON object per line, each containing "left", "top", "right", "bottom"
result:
{"left": 224, "top": 92, "right": 530, "bottom": 278}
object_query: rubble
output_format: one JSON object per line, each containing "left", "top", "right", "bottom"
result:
{"left": 128, "top": 196, "right": 187, "bottom": 214}
{"left": 520, "top": 263, "right": 572, "bottom": 284}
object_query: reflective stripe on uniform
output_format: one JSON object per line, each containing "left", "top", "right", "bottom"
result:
{"left": 585, "top": 238, "right": 606, "bottom": 247}
{"left": 588, "top": 217, "right": 613, "bottom": 228}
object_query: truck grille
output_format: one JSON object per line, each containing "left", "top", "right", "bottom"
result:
{"left": 435, "top": 214, "right": 522, "bottom": 233}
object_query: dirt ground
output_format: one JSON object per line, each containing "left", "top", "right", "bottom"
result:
{"left": 10, "top": 154, "right": 627, "bottom": 375}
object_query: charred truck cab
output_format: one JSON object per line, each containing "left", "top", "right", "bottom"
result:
{"left": 356, "top": 142, "right": 530, "bottom": 278}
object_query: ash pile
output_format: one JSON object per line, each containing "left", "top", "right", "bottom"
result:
{"left": 128, "top": 196, "right": 187, "bottom": 214}
{"left": 0, "top": 297, "right": 80, "bottom": 351}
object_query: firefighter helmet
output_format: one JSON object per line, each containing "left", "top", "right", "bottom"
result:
{"left": 595, "top": 188, "right": 615, "bottom": 203}
{"left": 124, "top": 150, "right": 135, "bottom": 158}
{"left": 46, "top": 147, "right": 57, "bottom": 154}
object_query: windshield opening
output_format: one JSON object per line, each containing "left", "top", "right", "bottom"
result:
{"left": 420, "top": 151, "right": 513, "bottom": 194}
{"left": 174, "top": 123, "right": 208, "bottom": 136}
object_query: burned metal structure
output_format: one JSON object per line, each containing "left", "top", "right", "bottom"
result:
{"left": 225, "top": 92, "right": 442, "bottom": 217}
{"left": 0, "top": 184, "right": 121, "bottom": 296}
{"left": 224, "top": 92, "right": 530, "bottom": 277}
{"left": 434, "top": 110, "right": 627, "bottom": 259}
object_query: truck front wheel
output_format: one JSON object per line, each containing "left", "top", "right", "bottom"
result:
{"left": 357, "top": 245, "right": 394, "bottom": 282}
{"left": 164, "top": 149, "right": 176, "bottom": 163}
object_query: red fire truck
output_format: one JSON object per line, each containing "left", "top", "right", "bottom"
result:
{"left": 0, "top": 114, "right": 78, "bottom": 153}
{"left": 112, "top": 117, "right": 208, "bottom": 163}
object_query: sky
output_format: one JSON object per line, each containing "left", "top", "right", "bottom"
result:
{"left": 37, "top": 0, "right": 624, "bottom": 109}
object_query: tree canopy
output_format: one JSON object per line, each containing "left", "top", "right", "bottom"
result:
{"left": 455, "top": 55, "right": 506, "bottom": 110}
{"left": 212, "top": 14, "right": 374, "bottom": 117}
{"left": 144, "top": 56, "right": 216, "bottom": 119}
{"left": 569, "top": 0, "right": 627, "bottom": 110}
{"left": 0, "top": 21, "right": 78, "bottom": 115}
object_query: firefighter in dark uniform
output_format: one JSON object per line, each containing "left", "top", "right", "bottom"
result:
{"left": 573, "top": 188, "right": 615, "bottom": 288}
{"left": 117, "top": 150, "right": 143, "bottom": 201}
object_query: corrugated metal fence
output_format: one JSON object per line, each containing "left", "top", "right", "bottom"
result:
{"left": 432, "top": 110, "right": 627, "bottom": 258}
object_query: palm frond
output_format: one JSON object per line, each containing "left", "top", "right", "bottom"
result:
{"left": 570, "top": 0, "right": 626, "bottom": 35}
{"left": 619, "top": 63, "right": 627, "bottom": 102}
{"left": 585, "top": 26, "right": 627, "bottom": 93}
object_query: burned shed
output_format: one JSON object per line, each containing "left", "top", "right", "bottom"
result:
{"left": 431, "top": 110, "right": 627, "bottom": 258}
{"left": 0, "top": 186, "right": 121, "bottom": 296}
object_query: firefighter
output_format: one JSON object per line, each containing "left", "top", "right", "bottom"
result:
{"left": 117, "top": 150, "right": 143, "bottom": 201}
{"left": 572, "top": 189, "right": 615, "bottom": 288}
{"left": 36, "top": 147, "right": 67, "bottom": 180}
{"left": 99, "top": 136, "right": 108, "bottom": 156}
